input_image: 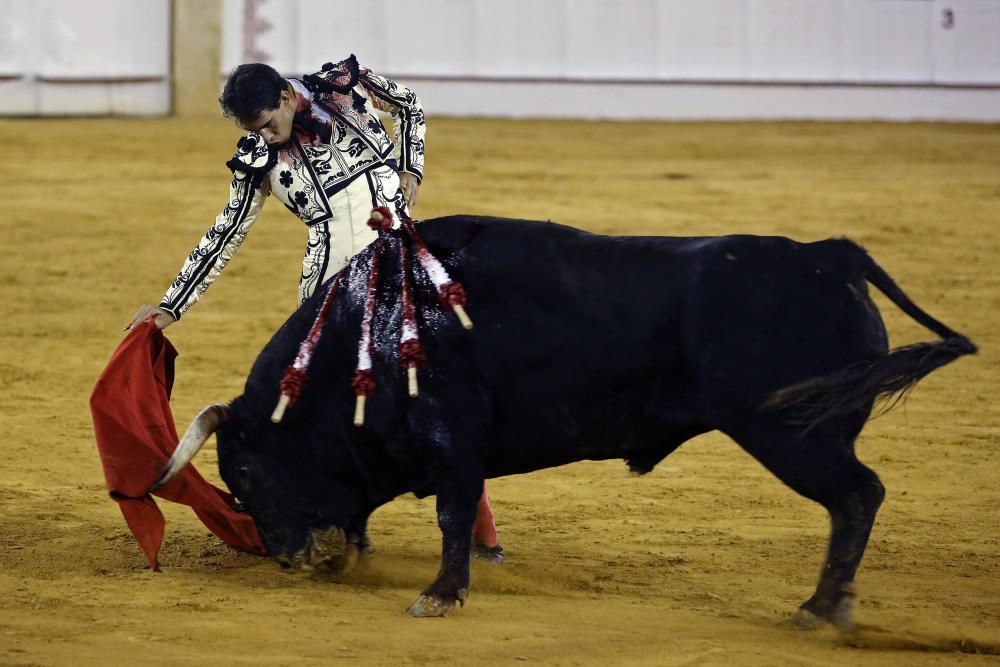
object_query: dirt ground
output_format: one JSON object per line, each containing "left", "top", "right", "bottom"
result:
{"left": 0, "top": 116, "right": 998, "bottom": 666}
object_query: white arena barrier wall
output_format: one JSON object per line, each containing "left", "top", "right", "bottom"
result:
{"left": 221, "top": 0, "right": 1000, "bottom": 121}
{"left": 0, "top": 0, "right": 170, "bottom": 116}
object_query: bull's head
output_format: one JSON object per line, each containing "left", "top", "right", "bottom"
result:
{"left": 149, "top": 401, "right": 365, "bottom": 571}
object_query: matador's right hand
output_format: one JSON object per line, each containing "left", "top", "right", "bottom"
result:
{"left": 125, "top": 305, "right": 176, "bottom": 332}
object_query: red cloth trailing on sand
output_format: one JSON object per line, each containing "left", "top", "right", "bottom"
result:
{"left": 90, "top": 320, "right": 266, "bottom": 570}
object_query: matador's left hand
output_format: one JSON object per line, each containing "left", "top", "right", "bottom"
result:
{"left": 399, "top": 172, "right": 420, "bottom": 210}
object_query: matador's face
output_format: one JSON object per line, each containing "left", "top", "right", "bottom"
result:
{"left": 242, "top": 82, "right": 296, "bottom": 146}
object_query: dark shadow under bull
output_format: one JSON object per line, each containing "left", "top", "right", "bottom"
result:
{"left": 151, "top": 215, "right": 975, "bottom": 630}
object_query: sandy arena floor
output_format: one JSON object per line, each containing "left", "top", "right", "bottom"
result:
{"left": 0, "top": 117, "right": 998, "bottom": 665}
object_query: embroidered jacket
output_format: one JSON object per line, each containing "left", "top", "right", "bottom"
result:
{"left": 159, "top": 55, "right": 425, "bottom": 320}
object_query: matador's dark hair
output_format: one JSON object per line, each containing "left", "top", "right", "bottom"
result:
{"left": 219, "top": 63, "right": 287, "bottom": 123}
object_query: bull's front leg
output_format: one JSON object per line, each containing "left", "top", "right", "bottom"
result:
{"left": 339, "top": 511, "right": 374, "bottom": 575}
{"left": 406, "top": 475, "right": 481, "bottom": 617}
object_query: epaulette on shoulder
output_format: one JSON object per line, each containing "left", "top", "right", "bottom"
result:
{"left": 226, "top": 132, "right": 277, "bottom": 187}
{"left": 303, "top": 54, "right": 360, "bottom": 95}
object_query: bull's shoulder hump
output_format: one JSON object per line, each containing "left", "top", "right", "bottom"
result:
{"left": 421, "top": 215, "right": 571, "bottom": 230}
{"left": 416, "top": 215, "right": 590, "bottom": 248}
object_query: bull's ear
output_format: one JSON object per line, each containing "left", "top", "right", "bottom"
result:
{"left": 148, "top": 404, "right": 230, "bottom": 493}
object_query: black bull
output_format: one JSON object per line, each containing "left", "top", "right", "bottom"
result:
{"left": 154, "top": 215, "right": 975, "bottom": 627}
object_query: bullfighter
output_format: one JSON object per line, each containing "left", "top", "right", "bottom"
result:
{"left": 128, "top": 55, "right": 501, "bottom": 561}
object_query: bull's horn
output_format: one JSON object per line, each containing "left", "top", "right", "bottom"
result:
{"left": 148, "top": 403, "right": 230, "bottom": 493}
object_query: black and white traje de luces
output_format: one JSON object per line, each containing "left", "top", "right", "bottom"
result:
{"left": 160, "top": 55, "right": 425, "bottom": 320}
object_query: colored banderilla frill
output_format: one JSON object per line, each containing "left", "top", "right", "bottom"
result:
{"left": 400, "top": 215, "right": 474, "bottom": 330}
{"left": 270, "top": 206, "right": 471, "bottom": 427}
{"left": 351, "top": 210, "right": 391, "bottom": 426}
{"left": 398, "top": 242, "right": 427, "bottom": 399}
{"left": 270, "top": 273, "right": 344, "bottom": 423}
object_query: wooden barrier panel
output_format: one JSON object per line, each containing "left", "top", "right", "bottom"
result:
{"left": 0, "top": 0, "right": 170, "bottom": 116}
{"left": 218, "top": 0, "right": 1000, "bottom": 121}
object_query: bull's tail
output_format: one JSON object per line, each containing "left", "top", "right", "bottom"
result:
{"left": 762, "top": 241, "right": 976, "bottom": 432}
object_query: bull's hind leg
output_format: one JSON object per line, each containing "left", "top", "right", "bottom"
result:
{"left": 725, "top": 424, "right": 884, "bottom": 633}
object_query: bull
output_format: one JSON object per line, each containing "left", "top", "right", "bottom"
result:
{"left": 150, "top": 215, "right": 975, "bottom": 629}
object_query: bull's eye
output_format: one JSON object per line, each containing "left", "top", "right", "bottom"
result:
{"left": 238, "top": 465, "right": 250, "bottom": 479}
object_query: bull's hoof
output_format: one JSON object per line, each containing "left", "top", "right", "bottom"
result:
{"left": 830, "top": 591, "right": 856, "bottom": 635}
{"left": 330, "top": 533, "right": 374, "bottom": 575}
{"left": 338, "top": 543, "right": 361, "bottom": 575}
{"left": 792, "top": 585, "right": 856, "bottom": 633}
{"left": 406, "top": 593, "right": 459, "bottom": 617}
{"left": 472, "top": 543, "right": 504, "bottom": 565}
{"left": 791, "top": 607, "right": 828, "bottom": 630}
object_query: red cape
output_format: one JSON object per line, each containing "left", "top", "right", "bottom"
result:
{"left": 90, "top": 320, "right": 266, "bottom": 570}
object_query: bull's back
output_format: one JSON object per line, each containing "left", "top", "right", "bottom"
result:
{"left": 423, "top": 216, "right": 698, "bottom": 378}
{"left": 252, "top": 218, "right": 887, "bottom": 480}
{"left": 417, "top": 219, "right": 886, "bottom": 465}
{"left": 412, "top": 217, "right": 697, "bottom": 470}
